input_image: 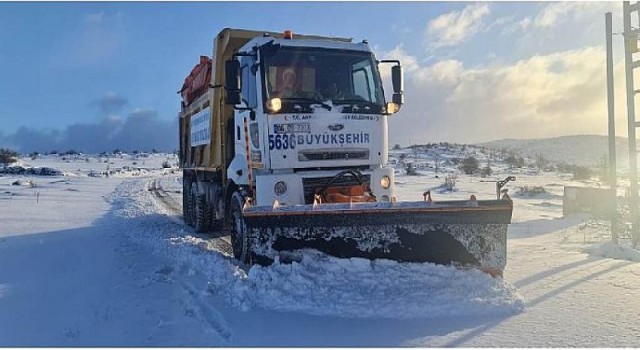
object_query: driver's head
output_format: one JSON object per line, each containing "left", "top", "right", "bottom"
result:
{"left": 283, "top": 69, "right": 296, "bottom": 89}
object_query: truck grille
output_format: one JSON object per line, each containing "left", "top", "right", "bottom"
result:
{"left": 302, "top": 174, "right": 371, "bottom": 204}
{"left": 298, "top": 149, "right": 369, "bottom": 162}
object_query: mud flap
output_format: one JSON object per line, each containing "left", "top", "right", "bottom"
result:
{"left": 243, "top": 200, "right": 512, "bottom": 274}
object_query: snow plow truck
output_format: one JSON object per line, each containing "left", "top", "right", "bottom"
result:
{"left": 178, "top": 28, "right": 514, "bottom": 276}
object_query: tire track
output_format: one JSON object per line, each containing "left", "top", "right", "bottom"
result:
{"left": 142, "top": 177, "right": 236, "bottom": 341}
{"left": 148, "top": 179, "right": 182, "bottom": 214}
{"left": 178, "top": 278, "right": 233, "bottom": 344}
{"left": 147, "top": 177, "right": 234, "bottom": 256}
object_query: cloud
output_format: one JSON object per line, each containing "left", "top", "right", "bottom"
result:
{"left": 468, "top": 2, "right": 622, "bottom": 59}
{"left": 93, "top": 92, "right": 129, "bottom": 115}
{"left": 533, "top": 2, "right": 575, "bottom": 28}
{"left": 3, "top": 94, "right": 177, "bottom": 153}
{"left": 485, "top": 15, "right": 515, "bottom": 33}
{"left": 479, "top": 2, "right": 617, "bottom": 34}
{"left": 501, "top": 17, "right": 531, "bottom": 36}
{"left": 382, "top": 45, "right": 421, "bottom": 74}
{"left": 387, "top": 45, "right": 629, "bottom": 146}
{"left": 531, "top": 2, "right": 615, "bottom": 29}
{"left": 1, "top": 127, "right": 63, "bottom": 154}
{"left": 60, "top": 119, "right": 121, "bottom": 152}
{"left": 426, "top": 3, "right": 490, "bottom": 48}
{"left": 111, "top": 109, "right": 177, "bottom": 152}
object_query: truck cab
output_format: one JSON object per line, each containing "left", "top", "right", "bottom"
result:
{"left": 225, "top": 32, "right": 404, "bottom": 207}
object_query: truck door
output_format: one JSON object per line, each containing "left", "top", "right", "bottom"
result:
{"left": 235, "top": 56, "right": 263, "bottom": 168}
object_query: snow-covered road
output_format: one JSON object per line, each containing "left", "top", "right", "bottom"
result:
{"left": 1, "top": 158, "right": 638, "bottom": 346}
{"left": 0, "top": 176, "right": 229, "bottom": 345}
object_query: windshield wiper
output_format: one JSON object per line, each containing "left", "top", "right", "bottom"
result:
{"left": 281, "top": 97, "right": 332, "bottom": 111}
{"left": 332, "top": 98, "right": 383, "bottom": 112}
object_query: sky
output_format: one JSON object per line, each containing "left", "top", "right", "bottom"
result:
{"left": 0, "top": 1, "right": 632, "bottom": 152}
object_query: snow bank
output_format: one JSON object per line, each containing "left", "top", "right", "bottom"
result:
{"left": 108, "top": 178, "right": 525, "bottom": 320}
{"left": 582, "top": 242, "right": 640, "bottom": 262}
{"left": 246, "top": 253, "right": 525, "bottom": 319}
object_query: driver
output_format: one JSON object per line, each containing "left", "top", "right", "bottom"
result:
{"left": 281, "top": 69, "right": 298, "bottom": 98}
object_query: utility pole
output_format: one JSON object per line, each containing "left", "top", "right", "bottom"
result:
{"left": 623, "top": 1, "right": 640, "bottom": 248}
{"left": 606, "top": 12, "right": 618, "bottom": 244}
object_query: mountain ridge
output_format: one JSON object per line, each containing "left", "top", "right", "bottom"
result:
{"left": 479, "top": 135, "right": 629, "bottom": 168}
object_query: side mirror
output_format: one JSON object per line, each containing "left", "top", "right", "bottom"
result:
{"left": 391, "top": 65, "right": 403, "bottom": 97}
{"left": 380, "top": 60, "right": 405, "bottom": 114}
{"left": 390, "top": 65, "right": 404, "bottom": 112}
{"left": 225, "top": 60, "right": 241, "bottom": 105}
{"left": 392, "top": 92, "right": 404, "bottom": 105}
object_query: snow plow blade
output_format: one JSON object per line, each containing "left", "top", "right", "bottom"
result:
{"left": 243, "top": 199, "right": 513, "bottom": 276}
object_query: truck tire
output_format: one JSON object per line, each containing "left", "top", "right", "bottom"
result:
{"left": 187, "top": 184, "right": 197, "bottom": 227}
{"left": 194, "top": 193, "right": 212, "bottom": 233}
{"left": 230, "top": 192, "right": 252, "bottom": 264}
{"left": 183, "top": 178, "right": 194, "bottom": 227}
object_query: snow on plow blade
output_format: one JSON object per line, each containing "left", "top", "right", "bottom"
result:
{"left": 243, "top": 199, "right": 513, "bottom": 275}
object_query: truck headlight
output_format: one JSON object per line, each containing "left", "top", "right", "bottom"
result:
{"left": 380, "top": 175, "right": 391, "bottom": 189}
{"left": 274, "top": 181, "right": 287, "bottom": 196}
{"left": 265, "top": 98, "right": 282, "bottom": 113}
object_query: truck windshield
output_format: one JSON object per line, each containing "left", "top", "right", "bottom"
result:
{"left": 262, "top": 47, "right": 385, "bottom": 113}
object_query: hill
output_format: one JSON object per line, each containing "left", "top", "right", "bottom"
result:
{"left": 480, "top": 135, "right": 629, "bottom": 168}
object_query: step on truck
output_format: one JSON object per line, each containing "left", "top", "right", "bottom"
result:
{"left": 178, "top": 28, "right": 514, "bottom": 276}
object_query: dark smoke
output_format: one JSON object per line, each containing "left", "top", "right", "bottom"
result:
{"left": 92, "top": 92, "right": 129, "bottom": 115}
{"left": 1, "top": 94, "right": 178, "bottom": 153}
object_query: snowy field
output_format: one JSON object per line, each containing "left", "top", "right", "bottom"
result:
{"left": 1, "top": 151, "right": 639, "bottom": 346}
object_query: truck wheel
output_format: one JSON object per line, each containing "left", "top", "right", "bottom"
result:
{"left": 183, "top": 178, "right": 194, "bottom": 227}
{"left": 194, "top": 194, "right": 212, "bottom": 233}
{"left": 187, "top": 185, "right": 198, "bottom": 227}
{"left": 230, "top": 192, "right": 252, "bottom": 264}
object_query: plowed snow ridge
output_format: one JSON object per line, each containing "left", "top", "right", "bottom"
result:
{"left": 108, "top": 177, "right": 525, "bottom": 319}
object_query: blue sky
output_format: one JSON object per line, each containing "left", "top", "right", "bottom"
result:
{"left": 0, "top": 2, "right": 628, "bottom": 151}
{"left": 0, "top": 2, "right": 455, "bottom": 132}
